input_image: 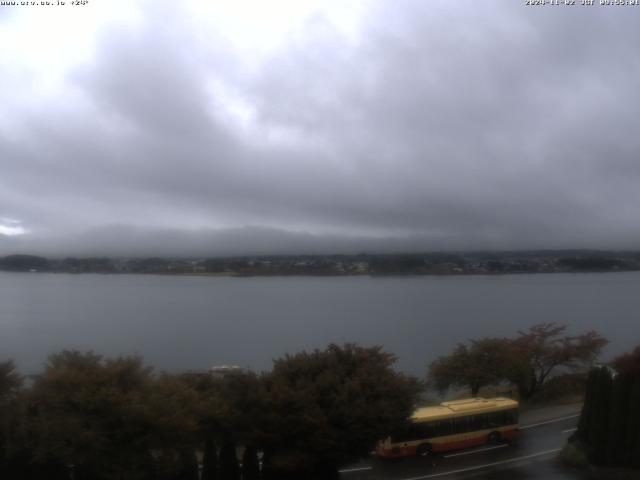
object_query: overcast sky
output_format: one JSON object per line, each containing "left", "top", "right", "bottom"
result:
{"left": 1, "top": 0, "right": 639, "bottom": 256}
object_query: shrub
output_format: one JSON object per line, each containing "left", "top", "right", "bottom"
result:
{"left": 560, "top": 442, "right": 589, "bottom": 469}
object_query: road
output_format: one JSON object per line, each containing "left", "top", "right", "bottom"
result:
{"left": 339, "top": 404, "right": 586, "bottom": 480}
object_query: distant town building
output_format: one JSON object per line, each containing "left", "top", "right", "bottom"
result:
{"left": 209, "top": 365, "right": 250, "bottom": 379}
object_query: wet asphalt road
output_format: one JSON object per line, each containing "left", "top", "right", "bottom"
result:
{"left": 339, "top": 412, "right": 584, "bottom": 480}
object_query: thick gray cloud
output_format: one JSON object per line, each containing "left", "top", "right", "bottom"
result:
{"left": 1, "top": 0, "right": 640, "bottom": 256}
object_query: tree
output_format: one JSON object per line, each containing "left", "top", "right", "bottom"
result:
{"left": 612, "top": 346, "right": 640, "bottom": 466}
{"left": 428, "top": 338, "right": 513, "bottom": 396}
{"left": 577, "top": 366, "right": 613, "bottom": 465}
{"left": 201, "top": 436, "right": 218, "bottom": 480}
{"left": 142, "top": 374, "right": 201, "bottom": 479}
{"left": 612, "top": 345, "right": 640, "bottom": 376}
{"left": 0, "top": 360, "right": 23, "bottom": 477}
{"left": 218, "top": 439, "right": 239, "bottom": 480}
{"left": 26, "top": 351, "right": 201, "bottom": 480}
{"left": 577, "top": 367, "right": 597, "bottom": 445}
{"left": 509, "top": 323, "right": 608, "bottom": 399}
{"left": 428, "top": 323, "right": 607, "bottom": 401}
{"left": 626, "top": 376, "right": 640, "bottom": 467}
{"left": 215, "top": 372, "right": 268, "bottom": 447}
{"left": 241, "top": 445, "right": 260, "bottom": 480}
{"left": 0, "top": 361, "right": 22, "bottom": 401}
{"left": 181, "top": 369, "right": 266, "bottom": 480}
{"left": 605, "top": 369, "right": 632, "bottom": 465}
{"left": 176, "top": 449, "right": 199, "bottom": 480}
{"left": 261, "top": 343, "right": 421, "bottom": 477}
{"left": 592, "top": 366, "right": 613, "bottom": 464}
{"left": 26, "top": 351, "right": 158, "bottom": 479}
{"left": 575, "top": 345, "right": 640, "bottom": 468}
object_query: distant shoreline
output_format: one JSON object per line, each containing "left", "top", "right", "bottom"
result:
{"left": 2, "top": 251, "right": 640, "bottom": 277}
{"left": 3, "top": 268, "right": 640, "bottom": 278}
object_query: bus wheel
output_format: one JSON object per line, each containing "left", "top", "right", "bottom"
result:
{"left": 416, "top": 444, "right": 432, "bottom": 457}
{"left": 488, "top": 432, "right": 501, "bottom": 444}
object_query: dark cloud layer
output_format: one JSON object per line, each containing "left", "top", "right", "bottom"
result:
{"left": 1, "top": 1, "right": 640, "bottom": 256}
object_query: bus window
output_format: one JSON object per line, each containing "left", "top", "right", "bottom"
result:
{"left": 470, "top": 414, "right": 488, "bottom": 430}
{"left": 488, "top": 412, "right": 503, "bottom": 428}
{"left": 452, "top": 416, "right": 469, "bottom": 434}
{"left": 409, "top": 422, "right": 433, "bottom": 440}
{"left": 503, "top": 409, "right": 518, "bottom": 425}
{"left": 391, "top": 421, "right": 435, "bottom": 442}
{"left": 435, "top": 420, "right": 453, "bottom": 437}
{"left": 421, "top": 422, "right": 436, "bottom": 438}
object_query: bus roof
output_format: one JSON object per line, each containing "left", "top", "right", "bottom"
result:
{"left": 411, "top": 397, "right": 518, "bottom": 423}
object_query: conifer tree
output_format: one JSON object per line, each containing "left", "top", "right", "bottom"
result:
{"left": 577, "top": 367, "right": 597, "bottom": 443}
{"left": 589, "top": 366, "right": 612, "bottom": 464}
{"left": 627, "top": 376, "right": 640, "bottom": 467}
{"left": 605, "top": 373, "right": 631, "bottom": 465}
{"left": 260, "top": 449, "right": 275, "bottom": 480}
{"left": 241, "top": 446, "right": 260, "bottom": 480}
{"left": 177, "top": 449, "right": 199, "bottom": 480}
{"left": 201, "top": 436, "right": 218, "bottom": 480}
{"left": 219, "top": 439, "right": 240, "bottom": 480}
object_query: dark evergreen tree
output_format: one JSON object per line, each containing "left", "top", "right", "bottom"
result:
{"left": 219, "top": 439, "right": 240, "bottom": 480}
{"left": 589, "top": 366, "right": 612, "bottom": 465}
{"left": 241, "top": 446, "right": 260, "bottom": 480}
{"left": 577, "top": 367, "right": 597, "bottom": 443}
{"left": 201, "top": 436, "right": 218, "bottom": 480}
{"left": 259, "top": 449, "right": 275, "bottom": 480}
{"left": 605, "top": 373, "right": 631, "bottom": 465}
{"left": 27, "top": 458, "right": 69, "bottom": 480}
{"left": 627, "top": 376, "right": 640, "bottom": 467}
{"left": 139, "top": 451, "right": 157, "bottom": 480}
{"left": 577, "top": 352, "right": 640, "bottom": 469}
{"left": 176, "top": 449, "right": 199, "bottom": 480}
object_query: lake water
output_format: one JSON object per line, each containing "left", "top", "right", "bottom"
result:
{"left": 1, "top": 272, "right": 639, "bottom": 376}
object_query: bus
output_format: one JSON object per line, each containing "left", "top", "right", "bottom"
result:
{"left": 376, "top": 397, "right": 519, "bottom": 458}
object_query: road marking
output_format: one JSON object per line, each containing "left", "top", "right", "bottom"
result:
{"left": 443, "top": 444, "right": 508, "bottom": 458}
{"left": 339, "top": 466, "right": 373, "bottom": 474}
{"left": 520, "top": 413, "right": 580, "bottom": 430}
{"left": 562, "top": 427, "right": 577, "bottom": 434}
{"left": 399, "top": 448, "right": 562, "bottom": 480}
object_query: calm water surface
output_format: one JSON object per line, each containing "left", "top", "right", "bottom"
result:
{"left": 1, "top": 272, "right": 639, "bottom": 375}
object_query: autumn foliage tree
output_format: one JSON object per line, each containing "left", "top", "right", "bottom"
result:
{"left": 261, "top": 343, "right": 421, "bottom": 478}
{"left": 428, "top": 323, "right": 608, "bottom": 400}
{"left": 181, "top": 367, "right": 267, "bottom": 480}
{"left": 611, "top": 345, "right": 640, "bottom": 376}
{"left": 0, "top": 361, "right": 23, "bottom": 477}
{"left": 24, "top": 351, "right": 201, "bottom": 480}
{"left": 26, "top": 352, "right": 160, "bottom": 479}
{"left": 509, "top": 323, "right": 608, "bottom": 399}
{"left": 428, "top": 338, "right": 514, "bottom": 396}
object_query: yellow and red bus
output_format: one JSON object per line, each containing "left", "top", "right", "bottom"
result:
{"left": 376, "top": 397, "right": 519, "bottom": 458}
